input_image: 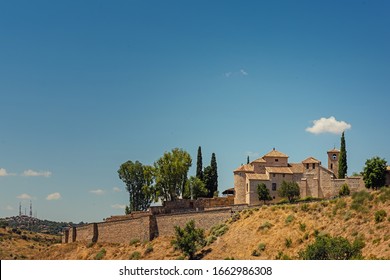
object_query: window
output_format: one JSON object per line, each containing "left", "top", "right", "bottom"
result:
{"left": 332, "top": 154, "right": 337, "bottom": 160}
{"left": 272, "top": 183, "right": 277, "bottom": 191}
{"left": 246, "top": 183, "right": 249, "bottom": 192}
{"left": 283, "top": 174, "right": 285, "bottom": 178}
{"left": 275, "top": 159, "right": 279, "bottom": 162}
{"left": 313, "top": 163, "right": 316, "bottom": 169}
{"left": 331, "top": 163, "right": 333, "bottom": 170}
{"left": 273, "top": 173, "right": 276, "bottom": 177}
{"left": 306, "top": 163, "right": 309, "bottom": 169}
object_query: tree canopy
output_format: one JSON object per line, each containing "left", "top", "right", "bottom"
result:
{"left": 338, "top": 132, "right": 348, "bottom": 178}
{"left": 183, "top": 176, "right": 208, "bottom": 200}
{"left": 278, "top": 181, "right": 300, "bottom": 202}
{"left": 257, "top": 183, "right": 272, "bottom": 204}
{"left": 363, "top": 156, "right": 387, "bottom": 190}
{"left": 118, "top": 160, "right": 154, "bottom": 212}
{"left": 154, "top": 148, "right": 192, "bottom": 201}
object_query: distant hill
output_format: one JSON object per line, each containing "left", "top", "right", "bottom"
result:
{"left": 0, "top": 216, "right": 84, "bottom": 235}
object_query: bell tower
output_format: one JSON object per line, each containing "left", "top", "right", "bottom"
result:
{"left": 327, "top": 148, "right": 340, "bottom": 178}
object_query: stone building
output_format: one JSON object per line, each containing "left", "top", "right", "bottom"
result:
{"left": 234, "top": 148, "right": 365, "bottom": 205}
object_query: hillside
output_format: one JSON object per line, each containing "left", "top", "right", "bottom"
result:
{"left": 1, "top": 188, "right": 389, "bottom": 260}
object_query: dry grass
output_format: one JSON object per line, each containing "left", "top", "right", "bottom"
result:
{"left": 1, "top": 189, "right": 389, "bottom": 260}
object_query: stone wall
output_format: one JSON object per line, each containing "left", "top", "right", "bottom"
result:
{"left": 63, "top": 207, "right": 232, "bottom": 244}
{"left": 97, "top": 215, "right": 151, "bottom": 243}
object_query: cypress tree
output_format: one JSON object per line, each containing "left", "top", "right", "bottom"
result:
{"left": 338, "top": 132, "right": 348, "bottom": 179}
{"left": 210, "top": 153, "right": 218, "bottom": 197}
{"left": 196, "top": 146, "right": 203, "bottom": 181}
{"left": 247, "top": 156, "right": 250, "bottom": 164}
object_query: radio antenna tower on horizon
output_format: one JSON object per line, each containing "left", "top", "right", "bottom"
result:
{"left": 19, "top": 202, "right": 22, "bottom": 216}
{"left": 30, "top": 200, "right": 32, "bottom": 217}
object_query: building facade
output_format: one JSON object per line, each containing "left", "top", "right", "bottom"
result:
{"left": 234, "top": 148, "right": 365, "bottom": 205}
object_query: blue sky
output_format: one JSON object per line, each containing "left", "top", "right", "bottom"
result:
{"left": 0, "top": 0, "right": 389, "bottom": 222}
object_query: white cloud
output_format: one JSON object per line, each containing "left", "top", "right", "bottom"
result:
{"left": 225, "top": 69, "right": 248, "bottom": 78}
{"left": 113, "top": 187, "right": 122, "bottom": 192}
{"left": 46, "top": 192, "right": 61, "bottom": 200}
{"left": 23, "top": 169, "right": 52, "bottom": 177}
{"left": 90, "top": 189, "right": 105, "bottom": 195}
{"left": 17, "top": 193, "right": 32, "bottom": 200}
{"left": 0, "top": 168, "right": 9, "bottom": 176}
{"left": 0, "top": 168, "right": 16, "bottom": 176}
{"left": 240, "top": 69, "right": 248, "bottom": 76}
{"left": 306, "top": 116, "right": 351, "bottom": 135}
{"left": 111, "top": 204, "right": 126, "bottom": 209}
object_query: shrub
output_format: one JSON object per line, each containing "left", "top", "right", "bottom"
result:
{"left": 285, "top": 215, "right": 295, "bottom": 224}
{"left": 374, "top": 210, "right": 387, "bottom": 223}
{"left": 94, "top": 248, "right": 106, "bottom": 260}
{"left": 299, "top": 235, "right": 365, "bottom": 260}
{"left": 285, "top": 238, "right": 292, "bottom": 248}
{"left": 300, "top": 203, "right": 310, "bottom": 212}
{"left": 209, "top": 223, "right": 229, "bottom": 237}
{"left": 258, "top": 243, "right": 266, "bottom": 251}
{"left": 86, "top": 242, "right": 94, "bottom": 248}
{"left": 171, "top": 220, "right": 205, "bottom": 260}
{"left": 129, "top": 238, "right": 140, "bottom": 246}
{"left": 275, "top": 251, "right": 291, "bottom": 260}
{"left": 258, "top": 221, "right": 273, "bottom": 231}
{"left": 229, "top": 212, "right": 240, "bottom": 223}
{"left": 351, "top": 191, "right": 373, "bottom": 213}
{"left": 378, "top": 187, "right": 390, "bottom": 203}
{"left": 129, "top": 251, "right": 141, "bottom": 260}
{"left": 299, "top": 222, "right": 306, "bottom": 232}
{"left": 144, "top": 244, "right": 153, "bottom": 255}
{"left": 339, "top": 184, "right": 351, "bottom": 196}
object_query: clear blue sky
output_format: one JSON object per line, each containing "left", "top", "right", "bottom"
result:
{"left": 1, "top": 0, "right": 389, "bottom": 222}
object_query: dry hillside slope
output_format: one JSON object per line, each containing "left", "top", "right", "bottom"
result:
{"left": 1, "top": 188, "right": 389, "bottom": 260}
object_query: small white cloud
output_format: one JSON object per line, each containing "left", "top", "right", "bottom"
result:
{"left": 113, "top": 187, "right": 122, "bottom": 192}
{"left": 23, "top": 169, "right": 52, "bottom": 177}
{"left": 240, "top": 69, "right": 248, "bottom": 76}
{"left": 46, "top": 192, "right": 61, "bottom": 200}
{"left": 0, "top": 168, "right": 9, "bottom": 176}
{"left": 111, "top": 204, "right": 126, "bottom": 209}
{"left": 225, "top": 72, "right": 232, "bottom": 78}
{"left": 0, "top": 168, "right": 16, "bottom": 176}
{"left": 17, "top": 193, "right": 32, "bottom": 200}
{"left": 306, "top": 116, "right": 351, "bottom": 135}
{"left": 90, "top": 189, "right": 105, "bottom": 195}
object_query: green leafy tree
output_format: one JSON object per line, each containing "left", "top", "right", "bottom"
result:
{"left": 118, "top": 160, "right": 153, "bottom": 212}
{"left": 363, "top": 157, "right": 387, "bottom": 190}
{"left": 154, "top": 148, "right": 192, "bottom": 201}
{"left": 257, "top": 183, "right": 272, "bottom": 204}
{"left": 278, "top": 181, "right": 300, "bottom": 202}
{"left": 299, "top": 235, "right": 364, "bottom": 260}
{"left": 196, "top": 146, "right": 203, "bottom": 181}
{"left": 209, "top": 153, "right": 218, "bottom": 197}
{"left": 171, "top": 220, "right": 205, "bottom": 259}
{"left": 183, "top": 176, "right": 208, "bottom": 199}
{"left": 338, "top": 132, "right": 348, "bottom": 178}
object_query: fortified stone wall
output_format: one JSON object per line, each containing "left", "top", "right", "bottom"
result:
{"left": 97, "top": 215, "right": 151, "bottom": 243}
{"left": 63, "top": 206, "right": 233, "bottom": 244}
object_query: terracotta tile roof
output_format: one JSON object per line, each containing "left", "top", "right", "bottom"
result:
{"left": 251, "top": 157, "right": 266, "bottom": 163}
{"left": 263, "top": 149, "right": 289, "bottom": 158}
{"left": 233, "top": 164, "right": 254, "bottom": 173}
{"left": 302, "top": 157, "right": 321, "bottom": 164}
{"left": 247, "top": 173, "right": 269, "bottom": 180}
{"left": 289, "top": 163, "right": 304, "bottom": 173}
{"left": 265, "top": 166, "right": 293, "bottom": 174}
{"left": 328, "top": 148, "right": 340, "bottom": 153}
